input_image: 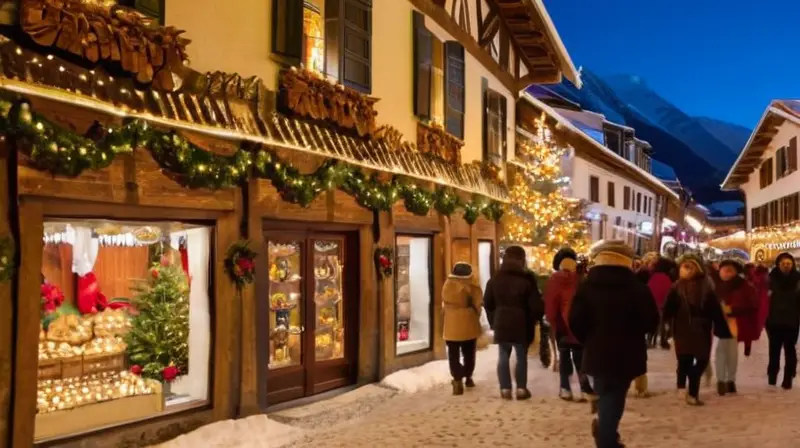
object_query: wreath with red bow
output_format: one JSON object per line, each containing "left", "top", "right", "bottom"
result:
{"left": 224, "top": 240, "right": 257, "bottom": 289}
{"left": 374, "top": 246, "right": 394, "bottom": 279}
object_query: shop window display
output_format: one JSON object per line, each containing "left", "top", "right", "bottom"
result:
{"left": 36, "top": 220, "right": 212, "bottom": 440}
{"left": 395, "top": 236, "right": 432, "bottom": 355}
{"left": 267, "top": 239, "right": 346, "bottom": 370}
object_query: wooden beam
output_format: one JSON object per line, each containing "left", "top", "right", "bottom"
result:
{"left": 410, "top": 0, "right": 518, "bottom": 93}
{"left": 517, "top": 69, "right": 560, "bottom": 88}
{"left": 479, "top": 11, "right": 500, "bottom": 47}
{"left": 499, "top": 27, "right": 510, "bottom": 70}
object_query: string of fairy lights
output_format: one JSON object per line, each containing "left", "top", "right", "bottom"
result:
{"left": 503, "top": 114, "right": 590, "bottom": 271}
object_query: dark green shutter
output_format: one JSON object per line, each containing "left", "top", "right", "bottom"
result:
{"left": 272, "top": 0, "right": 304, "bottom": 61}
{"left": 444, "top": 41, "right": 465, "bottom": 139}
{"left": 413, "top": 11, "right": 432, "bottom": 119}
{"left": 481, "top": 77, "right": 489, "bottom": 162}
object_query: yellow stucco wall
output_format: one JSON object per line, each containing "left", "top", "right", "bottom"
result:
{"left": 167, "top": 0, "right": 281, "bottom": 89}
{"left": 165, "top": 0, "right": 515, "bottom": 165}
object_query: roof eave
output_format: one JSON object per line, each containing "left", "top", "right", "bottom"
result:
{"left": 529, "top": 0, "right": 582, "bottom": 89}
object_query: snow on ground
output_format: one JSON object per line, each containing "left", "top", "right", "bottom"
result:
{"left": 154, "top": 415, "right": 306, "bottom": 448}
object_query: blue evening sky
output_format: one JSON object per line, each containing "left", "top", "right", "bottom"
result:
{"left": 545, "top": 0, "right": 800, "bottom": 129}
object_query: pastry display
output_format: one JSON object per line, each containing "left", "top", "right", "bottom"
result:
{"left": 46, "top": 314, "right": 93, "bottom": 345}
{"left": 270, "top": 293, "right": 296, "bottom": 311}
{"left": 269, "top": 317, "right": 302, "bottom": 369}
{"left": 132, "top": 226, "right": 161, "bottom": 245}
{"left": 314, "top": 286, "right": 339, "bottom": 306}
{"left": 37, "top": 371, "right": 158, "bottom": 414}
{"left": 92, "top": 309, "right": 131, "bottom": 338}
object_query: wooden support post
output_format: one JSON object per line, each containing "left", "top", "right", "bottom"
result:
{"left": 0, "top": 141, "right": 12, "bottom": 448}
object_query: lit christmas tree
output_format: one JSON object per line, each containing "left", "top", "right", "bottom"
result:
{"left": 503, "top": 114, "right": 590, "bottom": 273}
{"left": 125, "top": 258, "right": 190, "bottom": 383}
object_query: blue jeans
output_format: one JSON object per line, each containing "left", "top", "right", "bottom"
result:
{"left": 592, "top": 377, "right": 630, "bottom": 448}
{"left": 715, "top": 338, "right": 738, "bottom": 383}
{"left": 497, "top": 343, "right": 528, "bottom": 390}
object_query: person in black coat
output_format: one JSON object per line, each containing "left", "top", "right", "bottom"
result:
{"left": 484, "top": 245, "right": 543, "bottom": 400}
{"left": 662, "top": 253, "right": 730, "bottom": 405}
{"left": 569, "top": 241, "right": 658, "bottom": 448}
{"left": 766, "top": 252, "right": 800, "bottom": 389}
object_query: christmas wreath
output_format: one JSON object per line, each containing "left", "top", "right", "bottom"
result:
{"left": 0, "top": 236, "right": 14, "bottom": 283}
{"left": 374, "top": 246, "right": 394, "bottom": 279}
{"left": 224, "top": 240, "right": 257, "bottom": 288}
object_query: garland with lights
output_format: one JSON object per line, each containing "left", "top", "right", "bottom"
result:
{"left": 0, "top": 97, "right": 504, "bottom": 223}
{"left": 504, "top": 115, "right": 590, "bottom": 272}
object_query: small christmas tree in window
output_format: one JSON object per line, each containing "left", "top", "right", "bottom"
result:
{"left": 125, "top": 256, "right": 190, "bottom": 384}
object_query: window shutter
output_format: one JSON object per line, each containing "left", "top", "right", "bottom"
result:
{"left": 272, "top": 0, "right": 304, "bottom": 61}
{"left": 326, "top": 0, "right": 372, "bottom": 93}
{"left": 444, "top": 41, "right": 465, "bottom": 139}
{"left": 500, "top": 94, "right": 508, "bottom": 162}
{"left": 481, "top": 77, "right": 489, "bottom": 162}
{"left": 590, "top": 176, "right": 599, "bottom": 202}
{"left": 607, "top": 182, "right": 615, "bottom": 207}
{"left": 413, "top": 11, "right": 432, "bottom": 119}
{"left": 791, "top": 137, "right": 798, "bottom": 172}
{"left": 777, "top": 147, "right": 786, "bottom": 178}
{"left": 623, "top": 186, "right": 630, "bottom": 210}
{"left": 767, "top": 157, "right": 774, "bottom": 185}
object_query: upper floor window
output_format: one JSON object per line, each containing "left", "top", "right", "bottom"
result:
{"left": 589, "top": 175, "right": 600, "bottom": 203}
{"left": 413, "top": 12, "right": 465, "bottom": 139}
{"left": 607, "top": 181, "right": 615, "bottom": 207}
{"left": 776, "top": 137, "right": 798, "bottom": 180}
{"left": 273, "top": 0, "right": 372, "bottom": 93}
{"left": 759, "top": 157, "right": 774, "bottom": 189}
{"left": 119, "top": 0, "right": 164, "bottom": 24}
{"left": 623, "top": 186, "right": 631, "bottom": 210}
{"left": 483, "top": 81, "right": 507, "bottom": 167}
{"left": 636, "top": 192, "right": 642, "bottom": 213}
{"left": 604, "top": 129, "right": 622, "bottom": 155}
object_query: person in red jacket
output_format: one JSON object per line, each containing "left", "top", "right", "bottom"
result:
{"left": 647, "top": 257, "right": 676, "bottom": 350}
{"left": 545, "top": 247, "right": 593, "bottom": 402}
{"left": 748, "top": 264, "right": 770, "bottom": 356}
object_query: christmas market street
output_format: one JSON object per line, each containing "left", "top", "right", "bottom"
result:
{"left": 158, "top": 338, "right": 800, "bottom": 448}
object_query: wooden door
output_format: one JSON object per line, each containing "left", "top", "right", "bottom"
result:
{"left": 265, "top": 230, "right": 358, "bottom": 404}
{"left": 265, "top": 234, "right": 307, "bottom": 403}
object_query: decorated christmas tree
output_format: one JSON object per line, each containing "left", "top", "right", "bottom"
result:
{"left": 125, "top": 258, "right": 190, "bottom": 383}
{"left": 503, "top": 115, "right": 590, "bottom": 273}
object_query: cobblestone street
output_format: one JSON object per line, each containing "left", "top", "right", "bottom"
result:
{"left": 279, "top": 338, "right": 800, "bottom": 448}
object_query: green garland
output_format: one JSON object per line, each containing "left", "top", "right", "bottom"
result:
{"left": 0, "top": 97, "right": 505, "bottom": 223}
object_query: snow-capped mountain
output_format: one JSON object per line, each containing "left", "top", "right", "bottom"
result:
{"left": 542, "top": 70, "right": 748, "bottom": 204}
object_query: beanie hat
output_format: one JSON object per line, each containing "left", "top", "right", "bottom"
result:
{"left": 776, "top": 252, "right": 796, "bottom": 268}
{"left": 719, "top": 258, "right": 744, "bottom": 274}
{"left": 590, "top": 240, "right": 635, "bottom": 268}
{"left": 451, "top": 262, "right": 473, "bottom": 278}
{"left": 677, "top": 253, "right": 705, "bottom": 275}
{"left": 552, "top": 247, "right": 578, "bottom": 271}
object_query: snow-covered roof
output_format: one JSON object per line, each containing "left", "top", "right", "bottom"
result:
{"left": 525, "top": 84, "right": 582, "bottom": 110}
{"left": 722, "top": 100, "right": 800, "bottom": 190}
{"left": 522, "top": 93, "right": 679, "bottom": 199}
{"left": 529, "top": 0, "right": 582, "bottom": 89}
{"left": 651, "top": 160, "right": 679, "bottom": 182}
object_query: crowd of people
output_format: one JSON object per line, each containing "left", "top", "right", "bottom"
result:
{"left": 440, "top": 240, "right": 800, "bottom": 448}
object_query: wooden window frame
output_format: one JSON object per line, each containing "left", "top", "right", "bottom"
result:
{"left": 589, "top": 175, "right": 600, "bottom": 203}
{"left": 482, "top": 79, "right": 507, "bottom": 167}
{"left": 623, "top": 186, "right": 630, "bottom": 210}
{"left": 607, "top": 181, "right": 615, "bottom": 207}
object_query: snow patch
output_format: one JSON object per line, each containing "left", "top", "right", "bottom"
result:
{"left": 154, "top": 414, "right": 306, "bottom": 448}
{"left": 381, "top": 359, "right": 453, "bottom": 394}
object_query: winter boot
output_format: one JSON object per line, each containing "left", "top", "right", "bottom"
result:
{"left": 574, "top": 390, "right": 588, "bottom": 403}
{"left": 464, "top": 378, "right": 475, "bottom": 388}
{"left": 717, "top": 382, "right": 727, "bottom": 396}
{"left": 516, "top": 388, "right": 532, "bottom": 400}
{"left": 500, "top": 389, "right": 513, "bottom": 400}
{"left": 559, "top": 388, "right": 573, "bottom": 401}
{"left": 782, "top": 377, "right": 793, "bottom": 390}
{"left": 685, "top": 394, "right": 705, "bottom": 406}
{"left": 727, "top": 381, "right": 737, "bottom": 394}
{"left": 634, "top": 375, "right": 650, "bottom": 398}
{"left": 451, "top": 379, "right": 464, "bottom": 395}
{"left": 769, "top": 374, "right": 778, "bottom": 386}
{"left": 744, "top": 342, "right": 752, "bottom": 357}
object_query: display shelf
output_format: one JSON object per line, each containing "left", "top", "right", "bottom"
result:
{"left": 35, "top": 383, "right": 163, "bottom": 441}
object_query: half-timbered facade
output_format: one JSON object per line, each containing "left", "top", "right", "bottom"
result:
{"left": 722, "top": 100, "right": 800, "bottom": 263}
{"left": 0, "top": 0, "right": 579, "bottom": 446}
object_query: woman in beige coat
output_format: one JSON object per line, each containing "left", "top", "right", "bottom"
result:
{"left": 443, "top": 262, "right": 483, "bottom": 395}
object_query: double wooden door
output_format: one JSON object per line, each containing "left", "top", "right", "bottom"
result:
{"left": 264, "top": 230, "right": 358, "bottom": 404}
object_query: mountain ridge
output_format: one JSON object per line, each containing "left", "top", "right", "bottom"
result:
{"left": 542, "top": 70, "right": 748, "bottom": 204}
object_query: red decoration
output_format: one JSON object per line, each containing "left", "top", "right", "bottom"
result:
{"left": 151, "top": 268, "right": 159, "bottom": 279}
{"left": 130, "top": 365, "right": 143, "bottom": 375}
{"left": 178, "top": 237, "right": 190, "bottom": 277}
{"left": 40, "top": 283, "right": 64, "bottom": 313}
{"left": 77, "top": 272, "right": 108, "bottom": 314}
{"left": 225, "top": 240, "right": 257, "bottom": 289}
{"left": 374, "top": 246, "right": 394, "bottom": 279}
{"left": 398, "top": 324, "right": 409, "bottom": 342}
{"left": 161, "top": 365, "right": 180, "bottom": 382}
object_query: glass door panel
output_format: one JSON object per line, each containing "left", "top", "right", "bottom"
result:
{"left": 312, "top": 239, "right": 345, "bottom": 361}
{"left": 267, "top": 240, "right": 304, "bottom": 370}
